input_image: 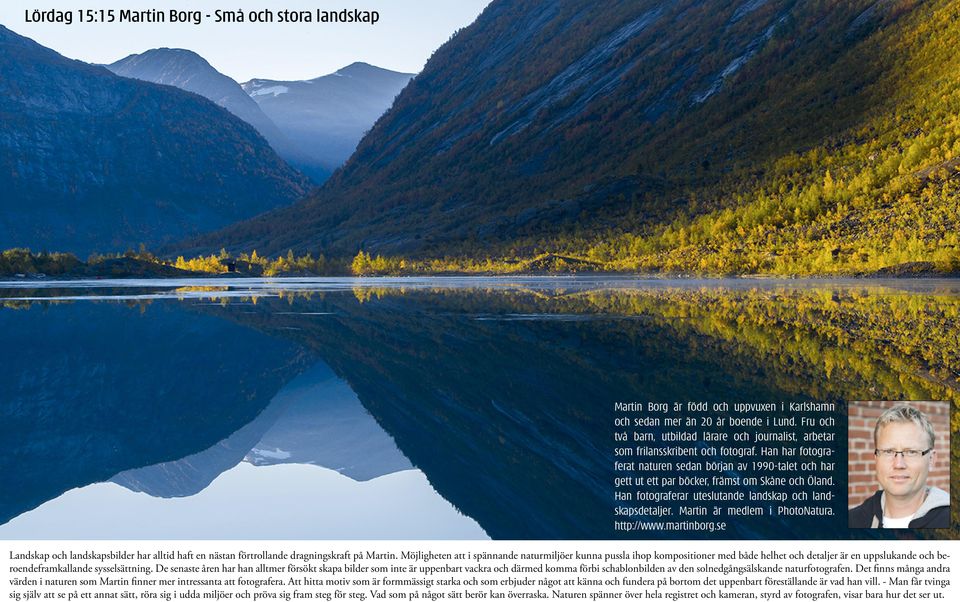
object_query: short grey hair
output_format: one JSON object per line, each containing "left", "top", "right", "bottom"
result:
{"left": 874, "top": 404, "right": 935, "bottom": 449}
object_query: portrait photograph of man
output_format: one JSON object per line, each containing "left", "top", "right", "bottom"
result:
{"left": 848, "top": 402, "right": 951, "bottom": 529}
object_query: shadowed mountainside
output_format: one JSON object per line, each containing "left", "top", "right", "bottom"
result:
{"left": 193, "top": 0, "right": 960, "bottom": 276}
{"left": 242, "top": 62, "right": 414, "bottom": 181}
{"left": 0, "top": 26, "right": 310, "bottom": 256}
{"left": 106, "top": 48, "right": 305, "bottom": 170}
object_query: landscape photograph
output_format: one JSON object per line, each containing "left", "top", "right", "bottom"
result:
{"left": 0, "top": 0, "right": 958, "bottom": 539}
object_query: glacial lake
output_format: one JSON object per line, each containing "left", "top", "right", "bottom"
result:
{"left": 0, "top": 277, "right": 957, "bottom": 539}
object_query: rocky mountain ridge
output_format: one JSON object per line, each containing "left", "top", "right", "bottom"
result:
{"left": 192, "top": 0, "right": 959, "bottom": 277}
{"left": 0, "top": 25, "right": 310, "bottom": 255}
{"left": 242, "top": 62, "right": 414, "bottom": 179}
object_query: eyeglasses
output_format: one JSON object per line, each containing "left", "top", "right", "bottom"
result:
{"left": 875, "top": 448, "right": 933, "bottom": 459}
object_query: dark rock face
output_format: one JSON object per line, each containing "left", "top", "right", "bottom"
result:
{"left": 198, "top": 0, "right": 905, "bottom": 257}
{"left": 0, "top": 26, "right": 310, "bottom": 255}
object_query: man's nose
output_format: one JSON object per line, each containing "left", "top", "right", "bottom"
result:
{"left": 893, "top": 454, "right": 908, "bottom": 468}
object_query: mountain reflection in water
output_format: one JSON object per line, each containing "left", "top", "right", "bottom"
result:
{"left": 0, "top": 278, "right": 957, "bottom": 539}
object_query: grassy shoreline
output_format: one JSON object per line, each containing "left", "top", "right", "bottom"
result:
{"left": 3, "top": 247, "right": 959, "bottom": 280}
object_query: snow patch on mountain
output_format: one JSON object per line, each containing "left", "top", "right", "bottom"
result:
{"left": 250, "top": 85, "right": 290, "bottom": 97}
{"left": 252, "top": 447, "right": 292, "bottom": 460}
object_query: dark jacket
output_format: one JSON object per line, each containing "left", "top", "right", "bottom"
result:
{"left": 849, "top": 487, "right": 950, "bottom": 528}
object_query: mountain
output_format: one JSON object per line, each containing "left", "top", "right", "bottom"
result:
{"left": 106, "top": 48, "right": 303, "bottom": 167}
{"left": 108, "top": 53, "right": 412, "bottom": 183}
{"left": 0, "top": 25, "right": 310, "bottom": 256}
{"left": 242, "top": 62, "right": 414, "bottom": 180}
{"left": 198, "top": 0, "right": 960, "bottom": 276}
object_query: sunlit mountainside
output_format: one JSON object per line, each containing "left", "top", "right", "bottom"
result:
{"left": 194, "top": 0, "right": 960, "bottom": 276}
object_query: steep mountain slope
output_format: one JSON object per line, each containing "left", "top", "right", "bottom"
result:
{"left": 0, "top": 26, "right": 310, "bottom": 255}
{"left": 106, "top": 48, "right": 303, "bottom": 167}
{"left": 242, "top": 63, "right": 414, "bottom": 178}
{"left": 200, "top": 0, "right": 960, "bottom": 275}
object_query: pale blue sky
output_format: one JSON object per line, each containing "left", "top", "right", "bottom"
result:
{"left": 1, "top": 0, "right": 492, "bottom": 81}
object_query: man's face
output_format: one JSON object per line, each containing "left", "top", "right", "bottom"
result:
{"left": 875, "top": 421, "right": 935, "bottom": 502}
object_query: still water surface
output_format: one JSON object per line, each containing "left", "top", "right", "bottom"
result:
{"left": 0, "top": 277, "right": 957, "bottom": 539}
